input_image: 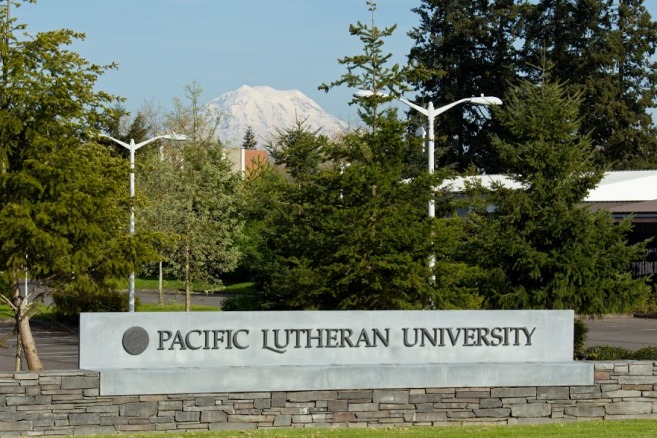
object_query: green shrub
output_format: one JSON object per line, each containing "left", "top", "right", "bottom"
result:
{"left": 52, "top": 289, "right": 140, "bottom": 325}
{"left": 582, "top": 345, "right": 633, "bottom": 360}
{"left": 221, "top": 294, "right": 261, "bottom": 311}
{"left": 582, "top": 344, "right": 657, "bottom": 360}
{"left": 632, "top": 346, "right": 657, "bottom": 360}
{"left": 573, "top": 318, "right": 588, "bottom": 359}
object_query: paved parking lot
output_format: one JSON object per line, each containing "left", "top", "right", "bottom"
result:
{"left": 1, "top": 312, "right": 656, "bottom": 372}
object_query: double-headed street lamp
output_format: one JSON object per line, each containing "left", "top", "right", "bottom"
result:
{"left": 354, "top": 91, "right": 502, "bottom": 280}
{"left": 100, "top": 133, "right": 187, "bottom": 312}
{"left": 354, "top": 90, "right": 502, "bottom": 218}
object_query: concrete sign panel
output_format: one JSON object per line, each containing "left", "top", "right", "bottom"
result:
{"left": 80, "top": 310, "right": 592, "bottom": 395}
{"left": 80, "top": 310, "right": 573, "bottom": 369}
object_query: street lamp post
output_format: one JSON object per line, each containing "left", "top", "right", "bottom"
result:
{"left": 354, "top": 90, "right": 502, "bottom": 218}
{"left": 100, "top": 133, "right": 187, "bottom": 312}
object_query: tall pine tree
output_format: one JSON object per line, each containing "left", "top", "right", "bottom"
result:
{"left": 407, "top": 0, "right": 520, "bottom": 172}
{"left": 464, "top": 76, "right": 649, "bottom": 315}
{"left": 520, "top": 0, "right": 657, "bottom": 169}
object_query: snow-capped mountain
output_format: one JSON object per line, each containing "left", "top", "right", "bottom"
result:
{"left": 207, "top": 85, "right": 349, "bottom": 147}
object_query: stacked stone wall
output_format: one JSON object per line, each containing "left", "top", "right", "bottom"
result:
{"left": 1, "top": 362, "right": 656, "bottom": 436}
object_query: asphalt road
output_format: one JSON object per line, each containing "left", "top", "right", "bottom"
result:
{"left": 1, "top": 308, "right": 656, "bottom": 372}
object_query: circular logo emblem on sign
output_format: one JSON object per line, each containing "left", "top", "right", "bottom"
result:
{"left": 122, "top": 326, "right": 149, "bottom": 355}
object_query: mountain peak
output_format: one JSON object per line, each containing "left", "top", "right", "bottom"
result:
{"left": 207, "top": 85, "right": 348, "bottom": 147}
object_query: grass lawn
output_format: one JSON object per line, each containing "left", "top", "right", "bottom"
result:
{"left": 60, "top": 420, "right": 657, "bottom": 438}
{"left": 138, "top": 303, "right": 219, "bottom": 312}
{"left": 117, "top": 278, "right": 256, "bottom": 294}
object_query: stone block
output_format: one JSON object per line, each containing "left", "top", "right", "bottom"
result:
{"left": 139, "top": 395, "right": 167, "bottom": 401}
{"left": 0, "top": 412, "right": 27, "bottom": 421}
{"left": 354, "top": 411, "right": 390, "bottom": 419}
{"left": 13, "top": 373, "right": 38, "bottom": 381}
{"left": 348, "top": 403, "right": 378, "bottom": 412}
{"left": 38, "top": 376, "right": 61, "bottom": 386}
{"left": 0, "top": 385, "right": 23, "bottom": 395}
{"left": 281, "top": 407, "right": 308, "bottom": 415}
{"left": 595, "top": 363, "right": 614, "bottom": 371}
{"left": 403, "top": 412, "right": 446, "bottom": 423}
{"left": 537, "top": 387, "right": 569, "bottom": 400}
{"left": 479, "top": 398, "right": 503, "bottom": 408}
{"left": 6, "top": 396, "right": 35, "bottom": 406}
{"left": 119, "top": 402, "right": 157, "bottom": 417}
{"left": 60, "top": 376, "right": 98, "bottom": 390}
{"left": 570, "top": 386, "right": 600, "bottom": 394}
{"left": 501, "top": 398, "right": 527, "bottom": 406}
{"left": 0, "top": 421, "right": 32, "bottom": 431}
{"left": 158, "top": 400, "right": 182, "bottom": 411}
{"left": 338, "top": 390, "right": 372, "bottom": 400}
{"left": 491, "top": 387, "right": 536, "bottom": 398}
{"left": 475, "top": 408, "right": 511, "bottom": 418}
{"left": 409, "top": 393, "right": 443, "bottom": 403}
{"left": 69, "top": 413, "right": 100, "bottom": 426}
{"left": 155, "top": 422, "right": 177, "bottom": 431}
{"left": 228, "top": 414, "right": 274, "bottom": 423}
{"left": 435, "top": 402, "right": 468, "bottom": 409}
{"left": 292, "top": 414, "right": 313, "bottom": 423}
{"left": 416, "top": 403, "right": 434, "bottom": 413}
{"left": 254, "top": 398, "right": 271, "bottom": 410}
{"left": 629, "top": 364, "right": 653, "bottom": 376}
{"left": 614, "top": 364, "right": 629, "bottom": 373}
{"left": 564, "top": 405, "right": 605, "bottom": 417}
{"left": 605, "top": 402, "right": 653, "bottom": 415}
{"left": 622, "top": 384, "right": 652, "bottom": 391}
{"left": 618, "top": 376, "right": 657, "bottom": 385}
{"left": 595, "top": 371, "right": 610, "bottom": 381}
{"left": 195, "top": 396, "right": 215, "bottom": 407}
{"left": 334, "top": 412, "right": 356, "bottom": 422}
{"left": 510, "top": 403, "right": 551, "bottom": 418}
{"left": 273, "top": 414, "right": 292, "bottom": 427}
{"left": 288, "top": 391, "right": 337, "bottom": 402}
{"left": 603, "top": 390, "right": 642, "bottom": 398}
{"left": 448, "top": 411, "right": 476, "bottom": 419}
{"left": 25, "top": 386, "right": 40, "bottom": 396}
{"left": 456, "top": 391, "right": 489, "bottom": 399}
{"left": 373, "top": 390, "right": 408, "bottom": 404}
{"left": 327, "top": 400, "right": 348, "bottom": 411}
{"left": 175, "top": 411, "right": 200, "bottom": 422}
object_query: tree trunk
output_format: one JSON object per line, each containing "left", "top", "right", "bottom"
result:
{"left": 185, "top": 240, "right": 191, "bottom": 312}
{"left": 158, "top": 260, "right": 164, "bottom": 305}
{"left": 12, "top": 285, "right": 43, "bottom": 371}
{"left": 20, "top": 315, "right": 43, "bottom": 371}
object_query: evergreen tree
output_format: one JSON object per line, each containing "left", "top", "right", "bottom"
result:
{"left": 464, "top": 77, "right": 649, "bottom": 315}
{"left": 407, "top": 0, "right": 520, "bottom": 172}
{"left": 241, "top": 126, "right": 257, "bottom": 149}
{"left": 520, "top": 0, "right": 657, "bottom": 169}
{"left": 246, "top": 1, "right": 480, "bottom": 310}
{"left": 409, "top": 0, "right": 657, "bottom": 171}
{"left": 0, "top": 1, "right": 149, "bottom": 369}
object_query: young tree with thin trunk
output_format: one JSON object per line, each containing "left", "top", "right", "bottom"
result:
{"left": 140, "top": 83, "right": 244, "bottom": 311}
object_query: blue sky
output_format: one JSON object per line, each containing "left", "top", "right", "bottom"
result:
{"left": 16, "top": 0, "right": 419, "bottom": 124}
{"left": 15, "top": 1, "right": 657, "bottom": 125}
